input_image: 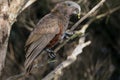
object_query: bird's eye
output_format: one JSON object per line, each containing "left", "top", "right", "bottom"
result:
{"left": 67, "top": 3, "right": 71, "bottom": 6}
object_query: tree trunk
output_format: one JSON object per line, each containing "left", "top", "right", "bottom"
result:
{"left": 0, "top": 0, "right": 36, "bottom": 76}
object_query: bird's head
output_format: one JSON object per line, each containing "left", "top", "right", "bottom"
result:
{"left": 51, "top": 1, "right": 81, "bottom": 18}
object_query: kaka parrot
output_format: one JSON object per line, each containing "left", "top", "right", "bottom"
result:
{"left": 24, "top": 1, "right": 81, "bottom": 73}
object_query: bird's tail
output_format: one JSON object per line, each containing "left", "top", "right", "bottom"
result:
{"left": 24, "top": 37, "right": 48, "bottom": 74}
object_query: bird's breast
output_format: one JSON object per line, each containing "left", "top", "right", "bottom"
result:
{"left": 46, "top": 23, "right": 64, "bottom": 48}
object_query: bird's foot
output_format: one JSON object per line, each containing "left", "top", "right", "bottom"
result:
{"left": 46, "top": 48, "right": 56, "bottom": 59}
{"left": 61, "top": 30, "right": 75, "bottom": 39}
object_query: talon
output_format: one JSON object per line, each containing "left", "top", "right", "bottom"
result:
{"left": 61, "top": 30, "right": 75, "bottom": 39}
{"left": 46, "top": 48, "right": 56, "bottom": 59}
{"left": 66, "top": 30, "right": 75, "bottom": 35}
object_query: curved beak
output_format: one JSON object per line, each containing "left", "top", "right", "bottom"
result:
{"left": 74, "top": 4, "right": 81, "bottom": 19}
{"left": 78, "top": 12, "right": 81, "bottom": 19}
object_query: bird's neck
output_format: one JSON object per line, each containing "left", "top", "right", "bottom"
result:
{"left": 51, "top": 8, "right": 70, "bottom": 19}
{"left": 51, "top": 11, "right": 70, "bottom": 21}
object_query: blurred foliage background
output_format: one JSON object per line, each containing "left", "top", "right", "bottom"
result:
{"left": 1, "top": 0, "right": 120, "bottom": 80}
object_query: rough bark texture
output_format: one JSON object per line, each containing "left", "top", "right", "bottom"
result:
{"left": 0, "top": 18, "right": 10, "bottom": 76}
{"left": 0, "top": 0, "right": 35, "bottom": 76}
{"left": 0, "top": 2, "right": 11, "bottom": 76}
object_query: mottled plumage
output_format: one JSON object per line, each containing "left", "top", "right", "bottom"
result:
{"left": 24, "top": 1, "right": 81, "bottom": 73}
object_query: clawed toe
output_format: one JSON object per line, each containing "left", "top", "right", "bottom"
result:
{"left": 61, "top": 30, "right": 75, "bottom": 39}
{"left": 46, "top": 49, "right": 56, "bottom": 59}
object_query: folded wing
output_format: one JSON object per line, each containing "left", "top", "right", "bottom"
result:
{"left": 24, "top": 15, "right": 60, "bottom": 71}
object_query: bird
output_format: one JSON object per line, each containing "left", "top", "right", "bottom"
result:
{"left": 24, "top": 1, "right": 81, "bottom": 74}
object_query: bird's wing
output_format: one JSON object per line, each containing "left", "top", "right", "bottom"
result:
{"left": 24, "top": 16, "right": 60, "bottom": 71}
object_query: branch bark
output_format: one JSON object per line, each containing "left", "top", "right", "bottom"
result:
{"left": 0, "top": 0, "right": 36, "bottom": 76}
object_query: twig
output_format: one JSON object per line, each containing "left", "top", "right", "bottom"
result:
{"left": 96, "top": 5, "right": 120, "bottom": 19}
{"left": 70, "top": 0, "right": 106, "bottom": 31}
